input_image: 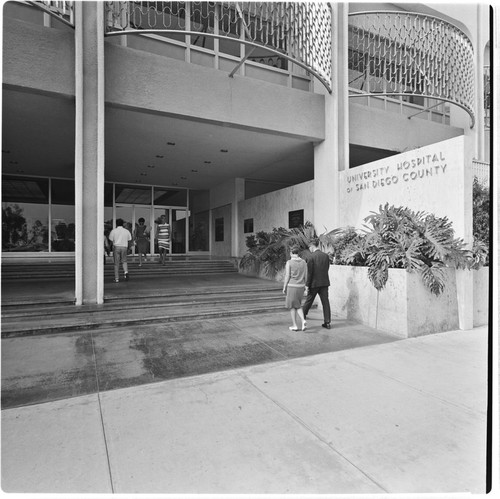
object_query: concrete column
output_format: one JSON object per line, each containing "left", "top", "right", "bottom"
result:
{"left": 75, "top": 2, "right": 105, "bottom": 305}
{"left": 312, "top": 4, "right": 348, "bottom": 232}
{"left": 231, "top": 178, "right": 245, "bottom": 257}
{"left": 456, "top": 133, "right": 475, "bottom": 330}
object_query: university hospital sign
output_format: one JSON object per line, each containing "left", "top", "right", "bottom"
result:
{"left": 339, "top": 136, "right": 469, "bottom": 239}
{"left": 345, "top": 152, "right": 448, "bottom": 194}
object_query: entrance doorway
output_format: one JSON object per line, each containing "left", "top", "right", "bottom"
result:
{"left": 153, "top": 207, "right": 188, "bottom": 254}
{"left": 115, "top": 204, "right": 153, "bottom": 256}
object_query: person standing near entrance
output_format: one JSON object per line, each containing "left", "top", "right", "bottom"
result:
{"left": 156, "top": 214, "right": 171, "bottom": 265}
{"left": 109, "top": 218, "right": 132, "bottom": 282}
{"left": 302, "top": 238, "right": 332, "bottom": 329}
{"left": 283, "top": 246, "right": 308, "bottom": 331}
{"left": 134, "top": 217, "right": 149, "bottom": 267}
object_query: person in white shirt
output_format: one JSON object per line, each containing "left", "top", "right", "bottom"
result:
{"left": 109, "top": 218, "right": 132, "bottom": 282}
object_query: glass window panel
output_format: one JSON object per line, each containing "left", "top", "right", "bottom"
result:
{"left": 154, "top": 187, "right": 187, "bottom": 206}
{"left": 104, "top": 183, "right": 114, "bottom": 207}
{"left": 2, "top": 176, "right": 49, "bottom": 252}
{"left": 51, "top": 179, "right": 75, "bottom": 251}
{"left": 115, "top": 184, "right": 152, "bottom": 204}
{"left": 172, "top": 209, "right": 187, "bottom": 253}
{"left": 2, "top": 176, "right": 49, "bottom": 204}
{"left": 51, "top": 206, "right": 75, "bottom": 252}
{"left": 51, "top": 179, "right": 74, "bottom": 205}
{"left": 2, "top": 202, "right": 48, "bottom": 252}
{"left": 189, "top": 190, "right": 209, "bottom": 251}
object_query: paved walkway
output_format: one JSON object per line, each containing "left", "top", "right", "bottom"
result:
{"left": 2, "top": 325, "right": 489, "bottom": 494}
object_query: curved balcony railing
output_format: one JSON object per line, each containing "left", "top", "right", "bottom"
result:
{"left": 26, "top": 0, "right": 74, "bottom": 26}
{"left": 104, "top": 2, "right": 332, "bottom": 92}
{"left": 348, "top": 11, "right": 475, "bottom": 127}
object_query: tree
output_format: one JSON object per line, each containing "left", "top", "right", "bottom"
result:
{"left": 2, "top": 204, "right": 26, "bottom": 248}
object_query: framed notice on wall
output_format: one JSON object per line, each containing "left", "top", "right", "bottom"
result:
{"left": 215, "top": 217, "right": 224, "bottom": 241}
{"left": 244, "top": 218, "right": 254, "bottom": 233}
{"left": 288, "top": 209, "right": 304, "bottom": 229}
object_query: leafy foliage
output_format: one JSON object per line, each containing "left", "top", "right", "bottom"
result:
{"left": 239, "top": 222, "right": 338, "bottom": 278}
{"left": 344, "top": 204, "right": 479, "bottom": 295}
{"left": 239, "top": 204, "right": 486, "bottom": 295}
{"left": 472, "top": 177, "right": 490, "bottom": 265}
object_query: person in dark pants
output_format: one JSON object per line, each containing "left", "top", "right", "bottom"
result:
{"left": 302, "top": 238, "right": 331, "bottom": 329}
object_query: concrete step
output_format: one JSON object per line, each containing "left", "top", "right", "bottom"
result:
{"left": 1, "top": 260, "right": 239, "bottom": 280}
{"left": 1, "top": 287, "right": 293, "bottom": 337}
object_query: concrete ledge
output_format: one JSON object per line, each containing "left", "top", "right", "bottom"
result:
{"left": 330, "top": 265, "right": 460, "bottom": 338}
{"left": 473, "top": 266, "right": 489, "bottom": 326}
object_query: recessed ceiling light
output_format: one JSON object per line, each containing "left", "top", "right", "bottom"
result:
{"left": 167, "top": 142, "right": 176, "bottom": 146}
{"left": 220, "top": 149, "right": 228, "bottom": 153}
{"left": 204, "top": 161, "right": 211, "bottom": 164}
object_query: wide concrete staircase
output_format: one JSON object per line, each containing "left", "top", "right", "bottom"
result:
{"left": 2, "top": 259, "right": 291, "bottom": 338}
{"left": 1, "top": 257, "right": 239, "bottom": 281}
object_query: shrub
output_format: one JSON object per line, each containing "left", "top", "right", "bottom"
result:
{"left": 343, "top": 204, "right": 481, "bottom": 295}
{"left": 239, "top": 205, "right": 486, "bottom": 295}
{"left": 472, "top": 177, "right": 490, "bottom": 265}
{"left": 240, "top": 222, "right": 336, "bottom": 278}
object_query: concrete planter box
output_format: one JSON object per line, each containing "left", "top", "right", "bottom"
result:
{"left": 237, "top": 258, "right": 285, "bottom": 282}
{"left": 473, "top": 266, "right": 489, "bottom": 327}
{"left": 329, "top": 265, "right": 461, "bottom": 338}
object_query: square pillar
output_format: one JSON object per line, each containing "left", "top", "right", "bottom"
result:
{"left": 74, "top": 2, "right": 105, "bottom": 305}
{"left": 313, "top": 4, "right": 348, "bottom": 233}
{"left": 231, "top": 178, "right": 245, "bottom": 257}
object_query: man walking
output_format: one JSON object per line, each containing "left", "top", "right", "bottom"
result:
{"left": 303, "top": 238, "right": 331, "bottom": 329}
{"left": 109, "top": 218, "right": 132, "bottom": 282}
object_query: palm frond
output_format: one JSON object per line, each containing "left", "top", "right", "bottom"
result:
{"left": 367, "top": 261, "right": 389, "bottom": 291}
{"left": 420, "top": 263, "right": 446, "bottom": 295}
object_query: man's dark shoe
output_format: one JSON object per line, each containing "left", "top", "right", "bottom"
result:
{"left": 322, "top": 323, "right": 331, "bottom": 329}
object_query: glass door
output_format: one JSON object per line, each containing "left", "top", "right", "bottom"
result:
{"left": 153, "top": 207, "right": 187, "bottom": 254}
{"left": 115, "top": 205, "right": 152, "bottom": 256}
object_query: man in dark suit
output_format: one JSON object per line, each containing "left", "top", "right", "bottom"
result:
{"left": 303, "top": 238, "right": 331, "bottom": 329}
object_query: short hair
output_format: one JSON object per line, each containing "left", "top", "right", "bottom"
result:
{"left": 116, "top": 218, "right": 124, "bottom": 227}
{"left": 138, "top": 217, "right": 145, "bottom": 224}
{"left": 290, "top": 246, "right": 300, "bottom": 255}
{"left": 309, "top": 238, "right": 320, "bottom": 248}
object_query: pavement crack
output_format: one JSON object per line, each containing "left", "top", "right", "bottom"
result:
{"left": 89, "top": 331, "right": 116, "bottom": 493}
{"left": 341, "top": 357, "right": 486, "bottom": 417}
{"left": 237, "top": 371, "right": 389, "bottom": 493}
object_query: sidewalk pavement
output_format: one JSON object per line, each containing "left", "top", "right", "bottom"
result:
{"left": 1, "top": 325, "right": 488, "bottom": 495}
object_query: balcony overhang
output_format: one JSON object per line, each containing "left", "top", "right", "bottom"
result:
{"left": 348, "top": 11, "right": 476, "bottom": 128}
{"left": 103, "top": 1, "right": 333, "bottom": 93}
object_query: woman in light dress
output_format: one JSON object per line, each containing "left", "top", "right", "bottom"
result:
{"left": 156, "top": 214, "right": 171, "bottom": 265}
{"left": 282, "top": 246, "right": 308, "bottom": 331}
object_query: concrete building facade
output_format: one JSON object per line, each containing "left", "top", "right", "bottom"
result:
{"left": 1, "top": 1, "right": 491, "bottom": 306}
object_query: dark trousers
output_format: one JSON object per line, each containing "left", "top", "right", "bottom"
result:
{"left": 303, "top": 286, "right": 331, "bottom": 324}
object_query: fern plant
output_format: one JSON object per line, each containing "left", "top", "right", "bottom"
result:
{"left": 239, "top": 222, "right": 338, "bottom": 278}
{"left": 351, "top": 204, "right": 475, "bottom": 295}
